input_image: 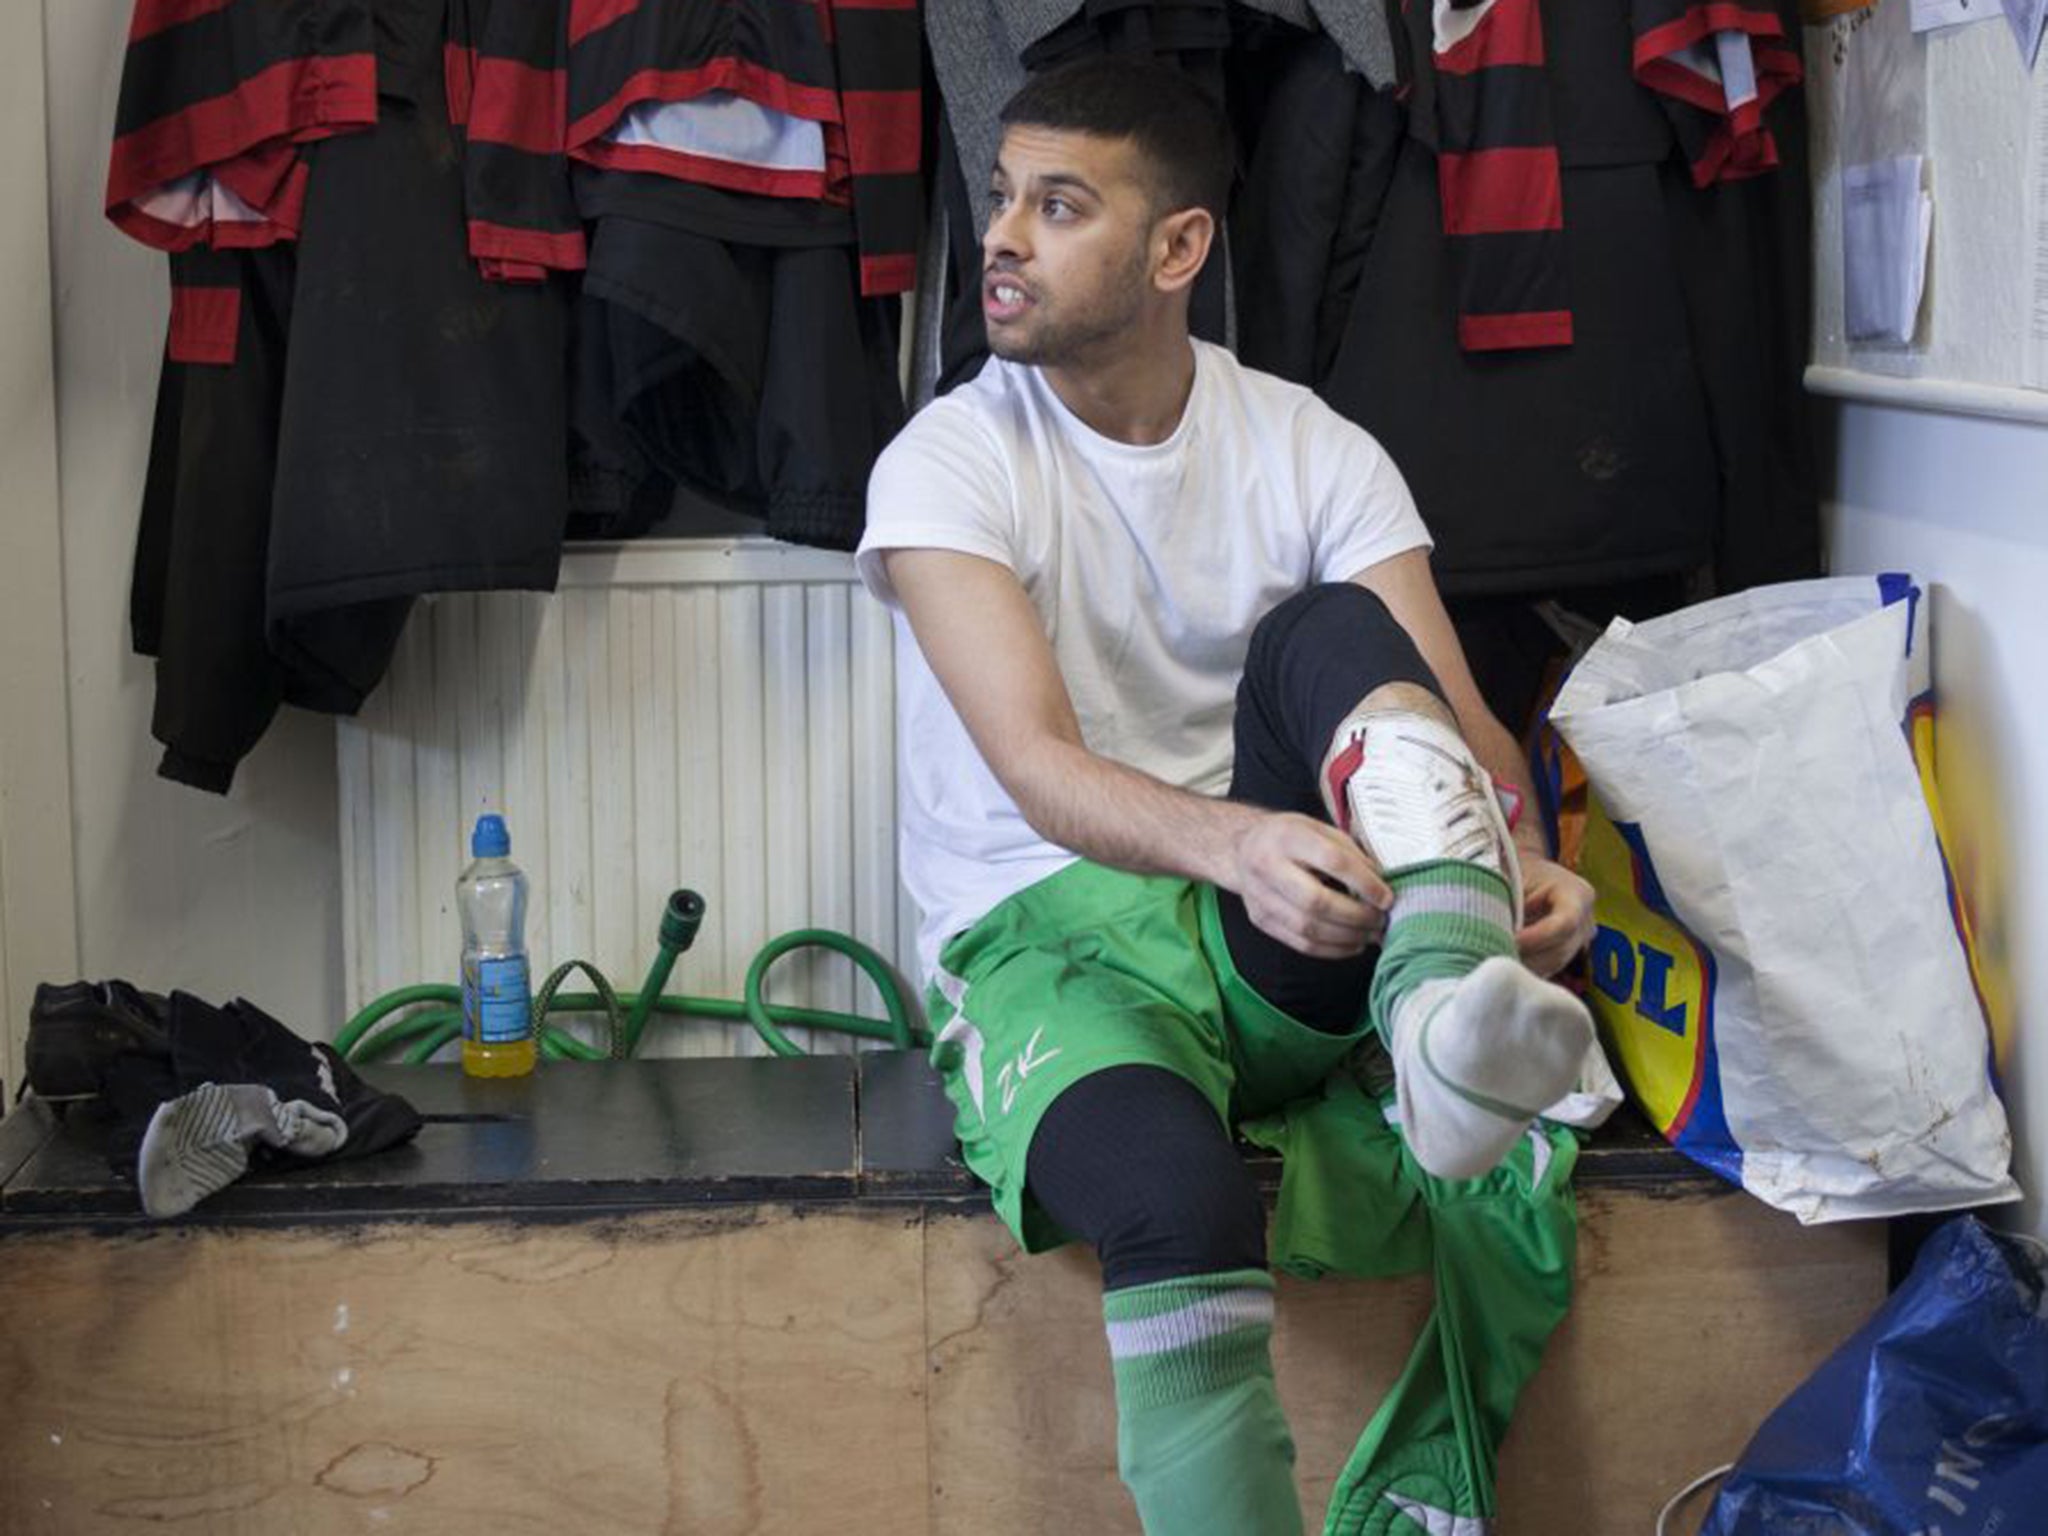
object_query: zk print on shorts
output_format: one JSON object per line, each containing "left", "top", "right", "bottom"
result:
{"left": 994, "top": 1026, "right": 1063, "bottom": 1116}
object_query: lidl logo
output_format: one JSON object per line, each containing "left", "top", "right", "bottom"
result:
{"left": 1578, "top": 799, "right": 1734, "bottom": 1178}
{"left": 1589, "top": 929, "right": 1689, "bottom": 1036}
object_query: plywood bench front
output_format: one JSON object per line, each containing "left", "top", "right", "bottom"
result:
{"left": 0, "top": 1056, "right": 1887, "bottom": 1534}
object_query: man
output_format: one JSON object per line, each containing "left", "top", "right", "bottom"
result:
{"left": 855, "top": 59, "right": 1599, "bottom": 1536}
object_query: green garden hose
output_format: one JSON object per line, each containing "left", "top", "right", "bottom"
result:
{"left": 337, "top": 887, "right": 925, "bottom": 1066}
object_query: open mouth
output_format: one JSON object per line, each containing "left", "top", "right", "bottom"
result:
{"left": 983, "top": 275, "right": 1033, "bottom": 323}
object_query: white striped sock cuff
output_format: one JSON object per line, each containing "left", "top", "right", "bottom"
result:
{"left": 1103, "top": 1272, "right": 1277, "bottom": 1410}
{"left": 1105, "top": 1285, "right": 1275, "bottom": 1362}
{"left": 1387, "top": 881, "right": 1516, "bottom": 936}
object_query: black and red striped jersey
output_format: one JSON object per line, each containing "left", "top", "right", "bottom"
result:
{"left": 565, "top": 0, "right": 920, "bottom": 295}
{"left": 108, "top": 0, "right": 585, "bottom": 283}
{"left": 445, "top": 0, "right": 586, "bottom": 279}
{"left": 1403, "top": 0, "right": 1801, "bottom": 354}
{"left": 1417, "top": 0, "right": 1571, "bottom": 353}
{"left": 106, "top": 0, "right": 379, "bottom": 252}
{"left": 1631, "top": 0, "right": 1801, "bottom": 188}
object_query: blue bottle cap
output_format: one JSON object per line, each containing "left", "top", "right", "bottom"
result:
{"left": 471, "top": 814, "right": 511, "bottom": 858}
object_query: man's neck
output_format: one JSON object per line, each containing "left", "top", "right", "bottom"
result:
{"left": 1042, "top": 330, "right": 1197, "bottom": 447}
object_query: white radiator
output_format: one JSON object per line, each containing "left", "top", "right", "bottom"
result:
{"left": 336, "top": 539, "right": 919, "bottom": 1057}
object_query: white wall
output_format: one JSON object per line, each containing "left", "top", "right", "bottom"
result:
{"left": 1807, "top": 9, "right": 2048, "bottom": 1235}
{"left": 0, "top": 0, "right": 77, "bottom": 1095}
{"left": 36, "top": 2, "right": 345, "bottom": 1033}
{"left": 1824, "top": 403, "right": 2048, "bottom": 1237}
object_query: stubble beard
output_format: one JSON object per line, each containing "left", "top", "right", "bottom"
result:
{"left": 986, "top": 242, "right": 1152, "bottom": 369}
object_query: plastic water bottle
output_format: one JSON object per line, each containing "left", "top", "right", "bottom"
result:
{"left": 458, "top": 813, "right": 535, "bottom": 1077}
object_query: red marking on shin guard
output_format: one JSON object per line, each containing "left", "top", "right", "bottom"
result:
{"left": 1324, "top": 738, "right": 1365, "bottom": 834}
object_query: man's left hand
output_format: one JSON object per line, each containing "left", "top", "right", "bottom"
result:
{"left": 1515, "top": 855, "right": 1596, "bottom": 978}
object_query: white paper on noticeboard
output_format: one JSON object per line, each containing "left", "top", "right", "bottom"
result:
{"left": 1911, "top": 0, "right": 1996, "bottom": 30}
{"left": 1844, "top": 155, "right": 1934, "bottom": 342}
{"left": 1838, "top": 0, "right": 1931, "bottom": 348}
{"left": 2005, "top": 0, "right": 2048, "bottom": 68}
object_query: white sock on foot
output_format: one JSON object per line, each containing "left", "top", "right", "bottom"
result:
{"left": 1389, "top": 957, "right": 1593, "bottom": 1180}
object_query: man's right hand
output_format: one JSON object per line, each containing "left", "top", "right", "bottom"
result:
{"left": 1229, "top": 812, "right": 1390, "bottom": 960}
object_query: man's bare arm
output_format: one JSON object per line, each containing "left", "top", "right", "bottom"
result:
{"left": 884, "top": 547, "right": 1389, "bottom": 957}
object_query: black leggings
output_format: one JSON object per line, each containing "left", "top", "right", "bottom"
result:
{"left": 1216, "top": 582, "right": 1443, "bottom": 1031}
{"left": 1027, "top": 583, "right": 1443, "bottom": 1291}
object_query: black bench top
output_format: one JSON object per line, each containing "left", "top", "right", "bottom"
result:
{"left": 0, "top": 1051, "right": 1714, "bottom": 1230}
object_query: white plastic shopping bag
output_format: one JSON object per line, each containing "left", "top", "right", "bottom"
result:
{"left": 1549, "top": 575, "right": 2016, "bottom": 1223}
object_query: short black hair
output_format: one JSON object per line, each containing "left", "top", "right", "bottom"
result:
{"left": 997, "top": 58, "right": 1235, "bottom": 221}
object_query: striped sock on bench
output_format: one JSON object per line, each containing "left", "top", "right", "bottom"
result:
{"left": 1104, "top": 1268, "right": 1302, "bottom": 1536}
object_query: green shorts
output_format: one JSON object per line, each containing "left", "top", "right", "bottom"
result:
{"left": 926, "top": 860, "right": 1375, "bottom": 1253}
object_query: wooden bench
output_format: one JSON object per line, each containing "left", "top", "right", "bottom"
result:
{"left": 0, "top": 1053, "right": 1886, "bottom": 1534}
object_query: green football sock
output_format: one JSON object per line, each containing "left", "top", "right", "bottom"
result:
{"left": 1367, "top": 859, "right": 1520, "bottom": 1021}
{"left": 1368, "top": 860, "right": 1590, "bottom": 1181}
{"left": 1104, "top": 1268, "right": 1303, "bottom": 1536}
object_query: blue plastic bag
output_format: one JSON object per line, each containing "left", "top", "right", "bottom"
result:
{"left": 1701, "top": 1216, "right": 2048, "bottom": 1535}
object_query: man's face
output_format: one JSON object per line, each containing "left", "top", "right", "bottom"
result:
{"left": 982, "top": 126, "right": 1159, "bottom": 369}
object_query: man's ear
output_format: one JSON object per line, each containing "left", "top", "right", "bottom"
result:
{"left": 1151, "top": 207, "right": 1215, "bottom": 295}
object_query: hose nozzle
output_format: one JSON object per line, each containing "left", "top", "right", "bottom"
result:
{"left": 661, "top": 890, "right": 705, "bottom": 954}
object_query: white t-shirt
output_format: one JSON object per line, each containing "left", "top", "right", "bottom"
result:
{"left": 855, "top": 340, "right": 1432, "bottom": 978}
